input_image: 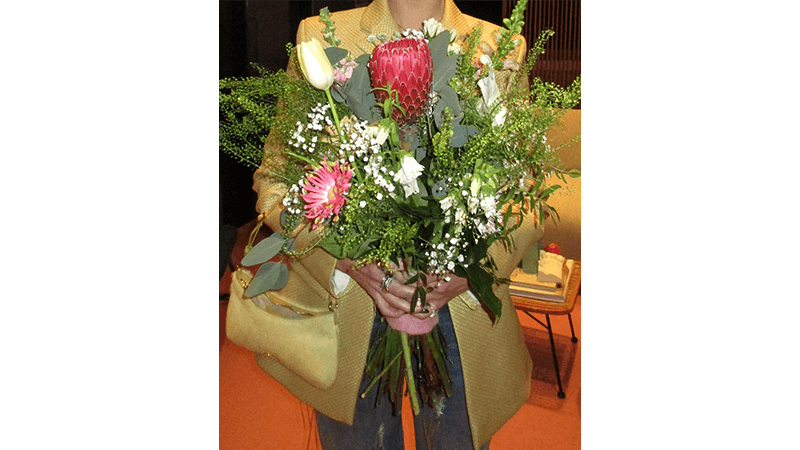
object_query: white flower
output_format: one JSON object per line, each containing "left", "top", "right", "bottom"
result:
{"left": 479, "top": 54, "right": 492, "bottom": 67}
{"left": 467, "top": 196, "right": 480, "bottom": 214}
{"left": 366, "top": 125, "right": 389, "bottom": 146}
{"left": 469, "top": 177, "right": 481, "bottom": 197}
{"left": 448, "top": 42, "right": 462, "bottom": 55}
{"left": 477, "top": 69, "right": 507, "bottom": 127}
{"left": 440, "top": 195, "right": 455, "bottom": 211}
{"left": 492, "top": 106, "right": 508, "bottom": 128}
{"left": 422, "top": 18, "right": 445, "bottom": 38}
{"left": 480, "top": 195, "right": 497, "bottom": 217}
{"left": 296, "top": 38, "right": 334, "bottom": 91}
{"left": 393, "top": 155, "right": 425, "bottom": 198}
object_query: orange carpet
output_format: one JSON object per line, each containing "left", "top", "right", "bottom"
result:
{"left": 220, "top": 221, "right": 580, "bottom": 449}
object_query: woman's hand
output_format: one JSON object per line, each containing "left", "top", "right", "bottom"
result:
{"left": 336, "top": 258, "right": 470, "bottom": 334}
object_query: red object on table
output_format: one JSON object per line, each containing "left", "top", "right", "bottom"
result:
{"left": 544, "top": 243, "right": 561, "bottom": 255}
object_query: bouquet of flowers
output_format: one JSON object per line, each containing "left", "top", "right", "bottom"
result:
{"left": 220, "top": 0, "right": 580, "bottom": 415}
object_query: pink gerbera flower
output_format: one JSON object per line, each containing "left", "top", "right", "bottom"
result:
{"left": 300, "top": 157, "right": 353, "bottom": 228}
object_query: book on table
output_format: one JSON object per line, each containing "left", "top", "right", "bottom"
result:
{"left": 510, "top": 259, "right": 575, "bottom": 303}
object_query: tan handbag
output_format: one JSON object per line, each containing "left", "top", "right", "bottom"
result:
{"left": 226, "top": 265, "right": 338, "bottom": 390}
{"left": 225, "top": 250, "right": 377, "bottom": 424}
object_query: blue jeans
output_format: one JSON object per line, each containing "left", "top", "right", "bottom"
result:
{"left": 316, "top": 305, "right": 490, "bottom": 450}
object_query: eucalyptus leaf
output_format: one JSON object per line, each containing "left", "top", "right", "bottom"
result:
{"left": 241, "top": 233, "right": 285, "bottom": 266}
{"left": 343, "top": 61, "right": 381, "bottom": 122}
{"left": 429, "top": 31, "right": 458, "bottom": 94}
{"left": 414, "top": 143, "right": 427, "bottom": 161}
{"left": 428, "top": 31, "right": 450, "bottom": 63}
{"left": 450, "top": 125, "right": 479, "bottom": 147}
{"left": 324, "top": 46, "right": 348, "bottom": 66}
{"left": 245, "top": 262, "right": 289, "bottom": 297}
{"left": 331, "top": 86, "right": 345, "bottom": 103}
{"left": 431, "top": 55, "right": 457, "bottom": 94}
{"left": 433, "top": 85, "right": 462, "bottom": 128}
{"left": 431, "top": 179, "right": 449, "bottom": 199}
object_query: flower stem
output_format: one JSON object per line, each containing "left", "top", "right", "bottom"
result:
{"left": 400, "top": 332, "right": 420, "bottom": 415}
{"left": 360, "top": 351, "right": 403, "bottom": 399}
{"left": 325, "top": 87, "right": 346, "bottom": 142}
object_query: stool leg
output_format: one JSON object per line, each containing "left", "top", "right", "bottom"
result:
{"left": 568, "top": 313, "right": 578, "bottom": 343}
{"left": 545, "top": 315, "right": 565, "bottom": 399}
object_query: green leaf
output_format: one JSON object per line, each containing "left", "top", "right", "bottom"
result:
{"left": 342, "top": 58, "right": 380, "bottom": 122}
{"left": 427, "top": 31, "right": 450, "bottom": 63}
{"left": 241, "top": 233, "right": 285, "bottom": 266}
{"left": 433, "top": 85, "right": 462, "bottom": 128}
{"left": 450, "top": 125, "right": 479, "bottom": 147}
{"left": 350, "top": 236, "right": 379, "bottom": 259}
{"left": 432, "top": 54, "right": 457, "bottom": 94}
{"left": 539, "top": 184, "right": 562, "bottom": 199}
{"left": 324, "top": 47, "right": 348, "bottom": 66}
{"left": 245, "top": 262, "right": 289, "bottom": 297}
{"left": 462, "top": 263, "right": 502, "bottom": 322}
{"left": 410, "top": 286, "right": 427, "bottom": 309}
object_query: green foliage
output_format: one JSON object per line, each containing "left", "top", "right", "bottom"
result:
{"left": 451, "top": 24, "right": 482, "bottom": 104}
{"left": 219, "top": 63, "right": 282, "bottom": 169}
{"left": 431, "top": 108, "right": 456, "bottom": 177}
{"left": 523, "top": 29, "right": 555, "bottom": 73}
{"left": 319, "top": 7, "right": 340, "bottom": 47}
{"left": 493, "top": 0, "right": 528, "bottom": 70}
{"left": 219, "top": 48, "right": 330, "bottom": 174}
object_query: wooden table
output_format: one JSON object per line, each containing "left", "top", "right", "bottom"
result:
{"left": 511, "top": 260, "right": 581, "bottom": 399}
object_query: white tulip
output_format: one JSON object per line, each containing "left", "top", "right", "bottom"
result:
{"left": 296, "top": 38, "right": 334, "bottom": 91}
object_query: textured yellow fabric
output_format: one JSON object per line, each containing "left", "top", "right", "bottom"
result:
{"left": 241, "top": 1, "right": 539, "bottom": 448}
{"left": 226, "top": 266, "right": 338, "bottom": 390}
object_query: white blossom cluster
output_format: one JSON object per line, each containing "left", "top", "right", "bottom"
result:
{"left": 424, "top": 231, "right": 466, "bottom": 276}
{"left": 401, "top": 28, "right": 425, "bottom": 40}
{"left": 335, "top": 120, "right": 381, "bottom": 165}
{"left": 425, "top": 175, "right": 505, "bottom": 274}
{"left": 363, "top": 154, "right": 396, "bottom": 198}
{"left": 290, "top": 103, "right": 332, "bottom": 153}
{"left": 281, "top": 182, "right": 305, "bottom": 216}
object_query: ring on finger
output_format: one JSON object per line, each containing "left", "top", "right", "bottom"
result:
{"left": 422, "top": 304, "right": 437, "bottom": 318}
{"left": 380, "top": 274, "right": 394, "bottom": 292}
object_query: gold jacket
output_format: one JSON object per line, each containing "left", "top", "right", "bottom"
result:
{"left": 233, "top": 1, "right": 543, "bottom": 448}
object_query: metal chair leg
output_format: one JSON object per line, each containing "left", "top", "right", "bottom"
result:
{"left": 567, "top": 313, "right": 578, "bottom": 343}
{"left": 545, "top": 314, "right": 566, "bottom": 399}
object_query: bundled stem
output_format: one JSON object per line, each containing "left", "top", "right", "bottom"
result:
{"left": 400, "top": 332, "right": 420, "bottom": 415}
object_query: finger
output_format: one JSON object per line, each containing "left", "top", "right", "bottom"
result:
{"left": 372, "top": 295, "right": 407, "bottom": 318}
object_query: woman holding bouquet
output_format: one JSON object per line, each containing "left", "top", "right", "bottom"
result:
{"left": 236, "top": 0, "right": 547, "bottom": 449}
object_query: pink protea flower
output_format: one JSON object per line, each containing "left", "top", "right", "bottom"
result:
{"left": 369, "top": 37, "right": 433, "bottom": 126}
{"left": 300, "top": 157, "right": 354, "bottom": 228}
